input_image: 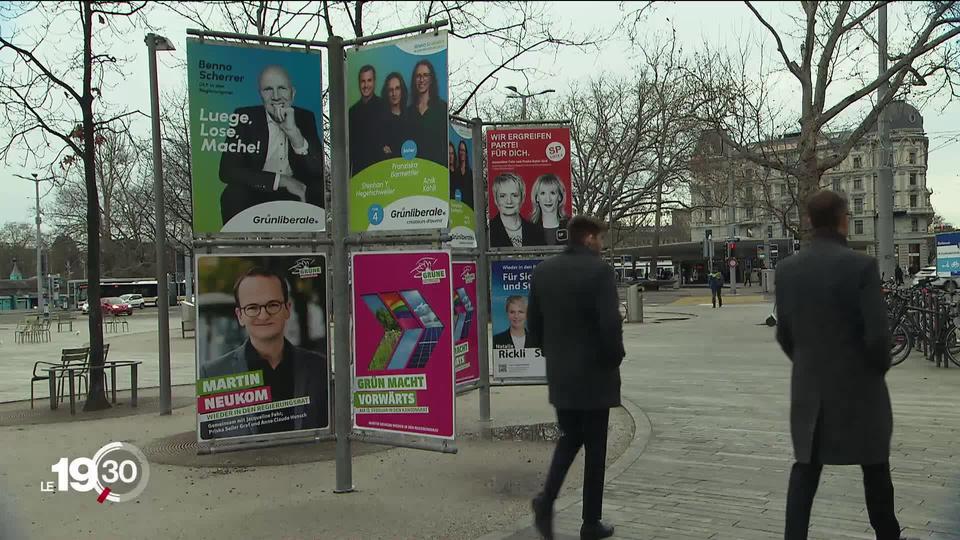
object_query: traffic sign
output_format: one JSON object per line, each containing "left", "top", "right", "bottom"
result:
{"left": 728, "top": 258, "right": 737, "bottom": 268}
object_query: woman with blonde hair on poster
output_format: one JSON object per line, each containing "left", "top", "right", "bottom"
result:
{"left": 529, "top": 173, "right": 570, "bottom": 245}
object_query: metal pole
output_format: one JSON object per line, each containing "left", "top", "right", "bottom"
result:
{"left": 520, "top": 97, "right": 527, "bottom": 121}
{"left": 147, "top": 33, "right": 172, "bottom": 415}
{"left": 33, "top": 176, "right": 44, "bottom": 314}
{"left": 728, "top": 174, "right": 738, "bottom": 295}
{"left": 184, "top": 251, "right": 193, "bottom": 299}
{"left": 876, "top": 4, "right": 895, "bottom": 279}
{"left": 471, "top": 118, "right": 492, "bottom": 423}
{"left": 328, "top": 36, "right": 354, "bottom": 493}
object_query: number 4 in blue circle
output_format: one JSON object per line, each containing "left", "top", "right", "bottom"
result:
{"left": 368, "top": 204, "right": 384, "bottom": 225}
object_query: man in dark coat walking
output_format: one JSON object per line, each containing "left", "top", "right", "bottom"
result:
{"left": 527, "top": 216, "right": 624, "bottom": 540}
{"left": 775, "top": 190, "right": 915, "bottom": 540}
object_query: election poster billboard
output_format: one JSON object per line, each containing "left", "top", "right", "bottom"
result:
{"left": 195, "top": 254, "right": 330, "bottom": 442}
{"left": 446, "top": 122, "right": 477, "bottom": 248}
{"left": 346, "top": 31, "right": 449, "bottom": 233}
{"left": 490, "top": 259, "right": 545, "bottom": 380}
{"left": 187, "top": 40, "right": 326, "bottom": 234}
{"left": 453, "top": 262, "right": 480, "bottom": 386}
{"left": 352, "top": 251, "right": 455, "bottom": 439}
{"left": 486, "top": 127, "right": 573, "bottom": 248}
{"left": 936, "top": 232, "right": 960, "bottom": 277}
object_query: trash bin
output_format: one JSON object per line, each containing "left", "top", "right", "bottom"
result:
{"left": 626, "top": 284, "right": 644, "bottom": 323}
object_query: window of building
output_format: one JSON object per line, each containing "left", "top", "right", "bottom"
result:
{"left": 909, "top": 151, "right": 917, "bottom": 165}
{"left": 910, "top": 194, "right": 918, "bottom": 208}
{"left": 745, "top": 206, "right": 754, "bottom": 220}
{"left": 854, "top": 197, "right": 863, "bottom": 214}
{"left": 832, "top": 178, "right": 842, "bottom": 192}
{"left": 909, "top": 172, "right": 917, "bottom": 186}
{"left": 778, "top": 184, "right": 786, "bottom": 197}
{"left": 911, "top": 217, "right": 919, "bottom": 232}
{"left": 744, "top": 186, "right": 753, "bottom": 201}
{"left": 781, "top": 223, "right": 788, "bottom": 238}
{"left": 705, "top": 228, "right": 713, "bottom": 240}
{"left": 703, "top": 189, "right": 712, "bottom": 203}
{"left": 854, "top": 178, "right": 863, "bottom": 190}
{"left": 705, "top": 209, "right": 713, "bottom": 222}
{"left": 854, "top": 220, "right": 863, "bottom": 235}
{"left": 767, "top": 225, "right": 774, "bottom": 238}
{"left": 853, "top": 156, "right": 862, "bottom": 169}
{"left": 888, "top": 152, "right": 894, "bottom": 166}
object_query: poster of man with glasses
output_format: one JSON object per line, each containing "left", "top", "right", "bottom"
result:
{"left": 195, "top": 254, "right": 329, "bottom": 442}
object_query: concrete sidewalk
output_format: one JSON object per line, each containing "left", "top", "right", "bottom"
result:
{"left": 0, "top": 384, "right": 635, "bottom": 540}
{"left": 481, "top": 303, "right": 960, "bottom": 540}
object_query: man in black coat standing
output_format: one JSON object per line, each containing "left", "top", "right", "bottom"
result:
{"left": 775, "top": 190, "right": 915, "bottom": 540}
{"left": 527, "top": 216, "right": 624, "bottom": 540}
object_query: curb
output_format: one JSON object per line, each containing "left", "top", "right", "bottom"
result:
{"left": 475, "top": 396, "right": 653, "bottom": 540}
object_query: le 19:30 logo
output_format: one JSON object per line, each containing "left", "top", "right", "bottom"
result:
{"left": 41, "top": 442, "right": 150, "bottom": 503}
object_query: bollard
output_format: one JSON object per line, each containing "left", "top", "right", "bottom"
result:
{"left": 626, "top": 284, "right": 644, "bottom": 323}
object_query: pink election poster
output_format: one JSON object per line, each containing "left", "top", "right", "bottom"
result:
{"left": 453, "top": 262, "right": 480, "bottom": 386}
{"left": 352, "top": 251, "right": 455, "bottom": 439}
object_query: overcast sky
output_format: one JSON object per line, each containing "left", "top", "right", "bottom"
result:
{"left": 2, "top": 1, "right": 958, "bottom": 229}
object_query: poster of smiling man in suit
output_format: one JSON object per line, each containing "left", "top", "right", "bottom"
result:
{"left": 187, "top": 40, "right": 326, "bottom": 234}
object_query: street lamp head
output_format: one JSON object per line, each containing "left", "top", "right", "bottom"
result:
{"left": 539, "top": 89, "right": 556, "bottom": 95}
{"left": 505, "top": 85, "right": 519, "bottom": 94}
{"left": 147, "top": 33, "right": 176, "bottom": 52}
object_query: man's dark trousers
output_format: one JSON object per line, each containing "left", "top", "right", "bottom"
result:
{"left": 711, "top": 288, "right": 723, "bottom": 308}
{"left": 541, "top": 409, "right": 610, "bottom": 522}
{"left": 785, "top": 419, "right": 901, "bottom": 540}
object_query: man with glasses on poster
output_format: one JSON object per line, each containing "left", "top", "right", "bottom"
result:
{"left": 200, "top": 267, "right": 328, "bottom": 436}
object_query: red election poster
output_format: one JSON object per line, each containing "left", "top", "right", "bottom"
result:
{"left": 352, "top": 251, "right": 455, "bottom": 439}
{"left": 486, "top": 127, "right": 573, "bottom": 249}
{"left": 452, "top": 262, "right": 479, "bottom": 385}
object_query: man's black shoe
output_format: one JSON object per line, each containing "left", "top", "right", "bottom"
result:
{"left": 531, "top": 495, "right": 553, "bottom": 539}
{"left": 580, "top": 521, "right": 614, "bottom": 540}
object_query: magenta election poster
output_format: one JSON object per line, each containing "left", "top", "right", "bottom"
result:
{"left": 452, "top": 262, "right": 480, "bottom": 386}
{"left": 352, "top": 251, "right": 455, "bottom": 439}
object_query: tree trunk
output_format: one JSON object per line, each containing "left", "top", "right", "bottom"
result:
{"left": 81, "top": 1, "right": 110, "bottom": 412}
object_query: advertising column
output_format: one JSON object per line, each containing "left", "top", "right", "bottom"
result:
{"left": 346, "top": 32, "right": 450, "bottom": 232}
{"left": 352, "top": 251, "right": 455, "bottom": 439}
{"left": 186, "top": 40, "right": 326, "bottom": 234}
{"left": 486, "top": 127, "right": 572, "bottom": 249}
{"left": 490, "top": 259, "right": 545, "bottom": 380}
{"left": 447, "top": 122, "right": 477, "bottom": 248}
{"left": 452, "top": 262, "right": 479, "bottom": 385}
{"left": 195, "top": 254, "right": 330, "bottom": 441}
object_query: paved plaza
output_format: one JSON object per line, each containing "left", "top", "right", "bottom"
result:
{"left": 0, "top": 311, "right": 196, "bottom": 403}
{"left": 483, "top": 301, "right": 960, "bottom": 540}
{"left": 1, "top": 297, "right": 958, "bottom": 539}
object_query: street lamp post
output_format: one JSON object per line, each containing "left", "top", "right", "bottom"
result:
{"left": 31, "top": 173, "right": 44, "bottom": 314}
{"left": 505, "top": 86, "right": 555, "bottom": 121}
{"left": 146, "top": 32, "right": 176, "bottom": 416}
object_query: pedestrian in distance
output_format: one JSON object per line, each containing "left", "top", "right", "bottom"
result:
{"left": 744, "top": 267, "right": 753, "bottom": 287}
{"left": 708, "top": 270, "right": 723, "bottom": 308}
{"left": 894, "top": 265, "right": 904, "bottom": 287}
{"left": 774, "top": 190, "right": 918, "bottom": 540}
{"left": 527, "top": 215, "right": 624, "bottom": 540}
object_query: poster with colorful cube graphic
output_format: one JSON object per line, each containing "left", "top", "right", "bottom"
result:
{"left": 352, "top": 251, "right": 455, "bottom": 439}
{"left": 452, "top": 261, "right": 479, "bottom": 385}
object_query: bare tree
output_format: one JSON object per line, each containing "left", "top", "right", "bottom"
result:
{"left": 0, "top": 1, "right": 151, "bottom": 411}
{"left": 163, "top": 1, "right": 604, "bottom": 116}
{"left": 690, "top": 1, "right": 960, "bottom": 237}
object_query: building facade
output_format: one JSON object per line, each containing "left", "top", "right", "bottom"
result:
{"left": 688, "top": 101, "right": 934, "bottom": 272}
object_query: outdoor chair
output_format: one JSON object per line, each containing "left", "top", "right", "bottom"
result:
{"left": 33, "top": 318, "right": 52, "bottom": 343}
{"left": 56, "top": 311, "right": 75, "bottom": 332}
{"left": 14, "top": 319, "right": 30, "bottom": 344}
{"left": 30, "top": 346, "right": 90, "bottom": 409}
